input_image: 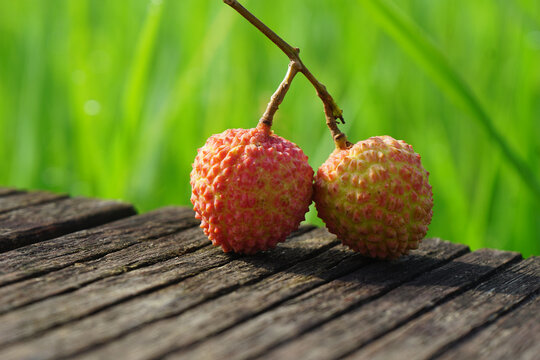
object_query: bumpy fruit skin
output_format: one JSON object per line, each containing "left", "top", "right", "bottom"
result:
{"left": 190, "top": 125, "right": 314, "bottom": 254}
{"left": 314, "top": 136, "right": 433, "bottom": 259}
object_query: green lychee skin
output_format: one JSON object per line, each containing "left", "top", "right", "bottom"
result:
{"left": 314, "top": 136, "right": 433, "bottom": 259}
{"left": 190, "top": 125, "right": 314, "bottom": 254}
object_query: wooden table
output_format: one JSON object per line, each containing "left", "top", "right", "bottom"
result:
{"left": 0, "top": 188, "right": 538, "bottom": 360}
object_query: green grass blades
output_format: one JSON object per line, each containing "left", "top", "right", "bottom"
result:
{"left": 360, "top": 0, "right": 540, "bottom": 200}
{"left": 0, "top": 0, "right": 538, "bottom": 255}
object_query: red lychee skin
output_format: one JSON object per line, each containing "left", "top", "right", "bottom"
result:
{"left": 314, "top": 136, "right": 433, "bottom": 259}
{"left": 190, "top": 125, "right": 314, "bottom": 254}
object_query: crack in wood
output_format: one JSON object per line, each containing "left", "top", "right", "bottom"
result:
{"left": 0, "top": 227, "right": 333, "bottom": 354}
{"left": 429, "top": 287, "right": 540, "bottom": 360}
{"left": 169, "top": 240, "right": 468, "bottom": 360}
{"left": 260, "top": 249, "right": 522, "bottom": 360}
{"left": 0, "top": 225, "right": 314, "bottom": 315}
{"left": 71, "top": 239, "right": 467, "bottom": 360}
{"left": 0, "top": 188, "right": 537, "bottom": 360}
{"left": 0, "top": 228, "right": 346, "bottom": 359}
{"left": 434, "top": 289, "right": 539, "bottom": 360}
{"left": 0, "top": 207, "right": 197, "bottom": 287}
{"left": 0, "top": 225, "right": 208, "bottom": 314}
{"left": 343, "top": 256, "right": 540, "bottom": 360}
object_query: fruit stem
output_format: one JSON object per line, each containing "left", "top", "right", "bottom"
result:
{"left": 224, "top": 0, "right": 351, "bottom": 149}
{"left": 258, "top": 61, "right": 300, "bottom": 133}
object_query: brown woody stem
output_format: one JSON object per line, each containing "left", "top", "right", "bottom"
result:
{"left": 258, "top": 61, "right": 300, "bottom": 132}
{"left": 224, "top": 0, "right": 350, "bottom": 149}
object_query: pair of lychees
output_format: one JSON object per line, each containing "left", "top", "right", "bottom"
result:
{"left": 189, "top": 0, "right": 433, "bottom": 259}
{"left": 190, "top": 122, "right": 433, "bottom": 259}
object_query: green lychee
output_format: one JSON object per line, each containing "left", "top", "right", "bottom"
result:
{"left": 190, "top": 124, "right": 314, "bottom": 254}
{"left": 314, "top": 135, "right": 433, "bottom": 259}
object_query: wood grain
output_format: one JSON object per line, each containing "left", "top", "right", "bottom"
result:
{"left": 0, "top": 206, "right": 197, "bottom": 286}
{"left": 0, "top": 188, "right": 537, "bottom": 360}
{"left": 162, "top": 239, "right": 468, "bottom": 360}
{"left": 0, "top": 224, "right": 313, "bottom": 315}
{"left": 437, "top": 293, "right": 539, "bottom": 360}
{"left": 345, "top": 256, "right": 540, "bottom": 360}
{"left": 0, "top": 226, "right": 321, "bottom": 349}
{"left": 65, "top": 233, "right": 364, "bottom": 360}
{"left": 261, "top": 249, "right": 521, "bottom": 360}
{"left": 0, "top": 227, "right": 336, "bottom": 359}
{"left": 0, "top": 197, "right": 136, "bottom": 252}
{"left": 0, "top": 239, "right": 220, "bottom": 346}
{"left": 0, "top": 191, "right": 68, "bottom": 214}
{"left": 0, "top": 223, "right": 213, "bottom": 314}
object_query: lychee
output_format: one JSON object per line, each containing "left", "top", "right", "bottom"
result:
{"left": 314, "top": 135, "right": 433, "bottom": 259}
{"left": 190, "top": 124, "right": 314, "bottom": 254}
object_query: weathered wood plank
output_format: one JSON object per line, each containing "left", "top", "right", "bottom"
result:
{"left": 157, "top": 239, "right": 468, "bottom": 360}
{"left": 0, "top": 206, "right": 197, "bottom": 286}
{"left": 0, "top": 237, "right": 219, "bottom": 347}
{"left": 437, "top": 294, "right": 540, "bottom": 360}
{"left": 0, "top": 227, "right": 324, "bottom": 350}
{"left": 344, "top": 257, "right": 540, "bottom": 360}
{"left": 30, "top": 232, "right": 364, "bottom": 360}
{"left": 0, "top": 191, "right": 68, "bottom": 214}
{"left": 0, "top": 224, "right": 312, "bottom": 315}
{"left": 0, "top": 223, "right": 216, "bottom": 314}
{"left": 0, "top": 197, "right": 136, "bottom": 252}
{"left": 0, "top": 188, "right": 19, "bottom": 197}
{"left": 261, "top": 248, "right": 521, "bottom": 360}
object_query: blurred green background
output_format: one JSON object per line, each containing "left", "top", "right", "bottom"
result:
{"left": 1, "top": 0, "right": 539, "bottom": 255}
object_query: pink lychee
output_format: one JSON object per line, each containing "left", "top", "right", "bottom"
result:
{"left": 190, "top": 124, "right": 314, "bottom": 254}
{"left": 314, "top": 135, "right": 433, "bottom": 259}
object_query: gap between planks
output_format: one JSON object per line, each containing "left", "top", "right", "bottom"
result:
{"left": 162, "top": 254, "right": 537, "bottom": 360}
{"left": 161, "top": 245, "right": 505, "bottom": 360}
{"left": 429, "top": 286, "right": 540, "bottom": 360}
{"left": 258, "top": 249, "right": 523, "bottom": 360}
{"left": 0, "top": 225, "right": 375, "bottom": 358}
{"left": 341, "top": 256, "right": 540, "bottom": 360}
{"left": 0, "top": 207, "right": 201, "bottom": 305}
{"left": 60, "top": 232, "right": 362, "bottom": 359}
{"left": 0, "top": 207, "right": 198, "bottom": 287}
{"left": 0, "top": 189, "right": 536, "bottom": 360}
{"left": 0, "top": 221, "right": 314, "bottom": 315}
{"left": 66, "top": 239, "right": 468, "bottom": 360}
{"left": 0, "top": 225, "right": 328, "bottom": 354}
{"left": 434, "top": 291, "right": 540, "bottom": 360}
